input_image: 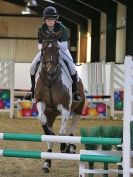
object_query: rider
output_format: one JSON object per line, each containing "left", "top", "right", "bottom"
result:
{"left": 27, "top": 6, "right": 81, "bottom": 102}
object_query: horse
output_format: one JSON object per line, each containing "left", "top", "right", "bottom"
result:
{"left": 35, "top": 38, "right": 85, "bottom": 173}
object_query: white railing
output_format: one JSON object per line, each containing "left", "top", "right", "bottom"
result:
{"left": 123, "top": 56, "right": 133, "bottom": 177}
{"left": 0, "top": 60, "right": 14, "bottom": 118}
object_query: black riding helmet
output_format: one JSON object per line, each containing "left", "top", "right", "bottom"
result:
{"left": 43, "top": 6, "right": 59, "bottom": 19}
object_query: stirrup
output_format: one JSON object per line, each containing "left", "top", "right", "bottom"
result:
{"left": 73, "top": 92, "right": 82, "bottom": 102}
{"left": 24, "top": 92, "right": 32, "bottom": 100}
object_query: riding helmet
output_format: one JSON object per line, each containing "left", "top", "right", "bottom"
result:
{"left": 43, "top": 6, "right": 59, "bottom": 19}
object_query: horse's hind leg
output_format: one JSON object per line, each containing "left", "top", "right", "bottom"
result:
{"left": 65, "top": 115, "right": 80, "bottom": 153}
{"left": 37, "top": 102, "right": 54, "bottom": 172}
{"left": 67, "top": 114, "right": 80, "bottom": 135}
{"left": 58, "top": 106, "right": 71, "bottom": 152}
{"left": 42, "top": 149, "right": 52, "bottom": 173}
{"left": 42, "top": 141, "right": 53, "bottom": 173}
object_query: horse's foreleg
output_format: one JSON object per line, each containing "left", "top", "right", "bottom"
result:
{"left": 37, "top": 101, "right": 54, "bottom": 135}
{"left": 58, "top": 107, "right": 70, "bottom": 135}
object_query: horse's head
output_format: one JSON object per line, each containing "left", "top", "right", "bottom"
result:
{"left": 41, "top": 39, "right": 60, "bottom": 79}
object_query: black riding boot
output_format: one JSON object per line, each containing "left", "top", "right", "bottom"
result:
{"left": 25, "top": 75, "right": 35, "bottom": 100}
{"left": 71, "top": 72, "right": 82, "bottom": 102}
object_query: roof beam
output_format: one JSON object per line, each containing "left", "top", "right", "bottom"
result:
{"left": 3, "top": 0, "right": 87, "bottom": 25}
{"left": 111, "top": 0, "right": 127, "bottom": 5}
{"left": 75, "top": 0, "right": 117, "bottom": 13}
{"left": 48, "top": 0, "right": 100, "bottom": 19}
{"left": 3, "top": 0, "right": 26, "bottom": 6}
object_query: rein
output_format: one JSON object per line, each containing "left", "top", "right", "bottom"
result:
{"left": 59, "top": 48, "right": 82, "bottom": 66}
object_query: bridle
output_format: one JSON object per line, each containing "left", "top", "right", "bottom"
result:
{"left": 41, "top": 40, "right": 60, "bottom": 79}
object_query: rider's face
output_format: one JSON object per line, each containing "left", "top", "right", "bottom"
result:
{"left": 45, "top": 18, "right": 56, "bottom": 27}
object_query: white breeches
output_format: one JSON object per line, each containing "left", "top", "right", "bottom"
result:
{"left": 30, "top": 49, "right": 77, "bottom": 76}
{"left": 30, "top": 51, "right": 42, "bottom": 75}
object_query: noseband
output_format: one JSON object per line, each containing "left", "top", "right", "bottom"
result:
{"left": 42, "top": 57, "right": 59, "bottom": 70}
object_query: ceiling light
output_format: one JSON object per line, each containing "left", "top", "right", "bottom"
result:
{"left": 27, "top": 0, "right": 37, "bottom": 6}
{"left": 31, "top": 0, "right": 37, "bottom": 5}
{"left": 27, "top": 1, "right": 31, "bottom": 6}
{"left": 44, "top": 0, "right": 55, "bottom": 3}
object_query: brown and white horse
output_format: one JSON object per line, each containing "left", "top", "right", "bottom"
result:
{"left": 35, "top": 39, "right": 85, "bottom": 173}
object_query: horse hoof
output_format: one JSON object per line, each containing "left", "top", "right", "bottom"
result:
{"left": 42, "top": 167, "right": 49, "bottom": 173}
{"left": 66, "top": 144, "right": 76, "bottom": 154}
{"left": 60, "top": 143, "right": 67, "bottom": 153}
{"left": 42, "top": 160, "right": 51, "bottom": 173}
